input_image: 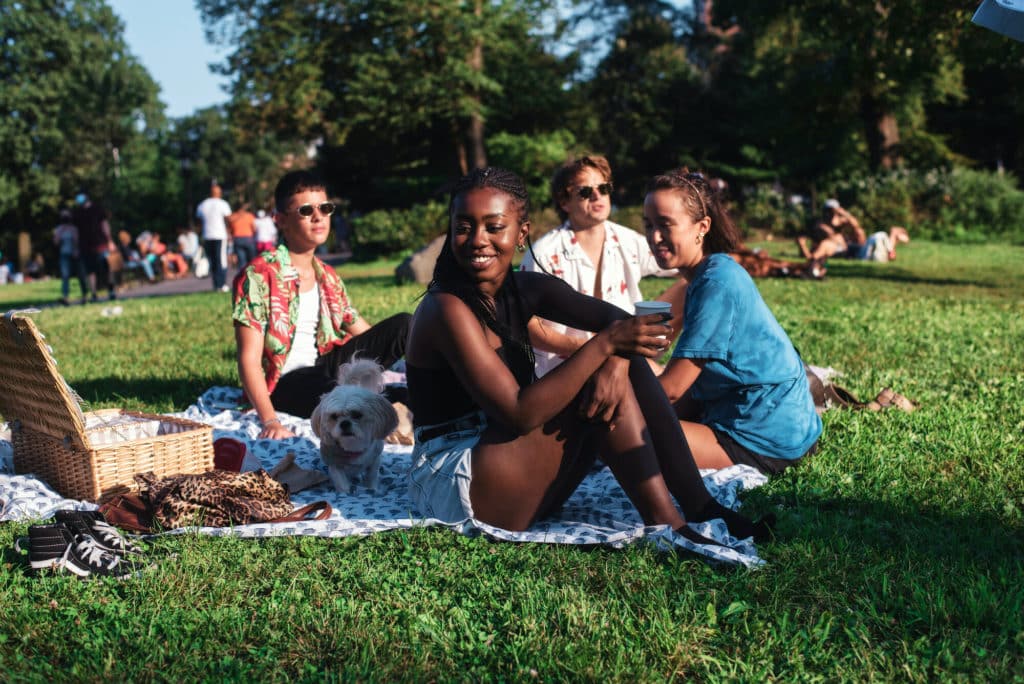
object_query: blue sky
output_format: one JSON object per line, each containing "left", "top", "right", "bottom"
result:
{"left": 107, "top": 0, "right": 230, "bottom": 118}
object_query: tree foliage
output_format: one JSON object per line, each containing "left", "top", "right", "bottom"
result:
{"left": 5, "top": 0, "right": 1024, "bottom": 261}
{"left": 169, "top": 106, "right": 308, "bottom": 216}
{"left": 712, "top": 0, "right": 972, "bottom": 176}
{"left": 0, "top": 0, "right": 163, "bottom": 239}
{"left": 197, "top": 0, "right": 560, "bottom": 186}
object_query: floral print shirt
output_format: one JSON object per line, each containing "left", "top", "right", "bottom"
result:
{"left": 232, "top": 245, "right": 360, "bottom": 393}
{"left": 520, "top": 220, "right": 675, "bottom": 377}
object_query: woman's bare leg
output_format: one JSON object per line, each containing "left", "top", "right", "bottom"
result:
{"left": 680, "top": 421, "right": 734, "bottom": 470}
{"left": 469, "top": 414, "right": 601, "bottom": 531}
{"left": 470, "top": 390, "right": 688, "bottom": 531}
{"left": 628, "top": 357, "right": 767, "bottom": 539}
{"left": 796, "top": 236, "right": 813, "bottom": 260}
{"left": 471, "top": 359, "right": 766, "bottom": 541}
{"left": 673, "top": 394, "right": 736, "bottom": 468}
{"left": 809, "top": 236, "right": 844, "bottom": 261}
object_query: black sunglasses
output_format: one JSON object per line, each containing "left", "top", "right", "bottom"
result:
{"left": 575, "top": 182, "right": 613, "bottom": 200}
{"left": 287, "top": 202, "right": 335, "bottom": 218}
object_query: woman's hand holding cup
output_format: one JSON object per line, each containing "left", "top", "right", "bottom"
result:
{"left": 634, "top": 301, "right": 673, "bottom": 341}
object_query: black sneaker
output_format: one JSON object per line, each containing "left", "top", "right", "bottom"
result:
{"left": 54, "top": 510, "right": 145, "bottom": 555}
{"left": 17, "top": 523, "right": 142, "bottom": 579}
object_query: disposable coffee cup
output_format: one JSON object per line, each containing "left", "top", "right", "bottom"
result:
{"left": 634, "top": 300, "right": 672, "bottom": 318}
{"left": 634, "top": 301, "right": 672, "bottom": 340}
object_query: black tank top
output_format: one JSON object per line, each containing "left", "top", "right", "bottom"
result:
{"left": 408, "top": 274, "right": 536, "bottom": 427}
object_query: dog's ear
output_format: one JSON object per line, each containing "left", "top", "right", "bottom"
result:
{"left": 310, "top": 399, "right": 324, "bottom": 437}
{"left": 367, "top": 392, "right": 400, "bottom": 438}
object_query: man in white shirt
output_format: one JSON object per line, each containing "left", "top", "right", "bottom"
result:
{"left": 521, "top": 155, "right": 685, "bottom": 376}
{"left": 195, "top": 183, "right": 233, "bottom": 291}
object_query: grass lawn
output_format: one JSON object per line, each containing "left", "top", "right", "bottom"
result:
{"left": 1, "top": 241, "right": 1022, "bottom": 681}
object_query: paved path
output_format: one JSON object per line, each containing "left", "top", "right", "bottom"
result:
{"left": 13, "top": 252, "right": 353, "bottom": 310}
{"left": 111, "top": 252, "right": 353, "bottom": 301}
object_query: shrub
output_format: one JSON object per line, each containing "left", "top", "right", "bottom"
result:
{"left": 349, "top": 201, "right": 447, "bottom": 261}
{"left": 919, "top": 168, "right": 1024, "bottom": 243}
{"left": 834, "top": 170, "right": 916, "bottom": 233}
{"left": 735, "top": 184, "right": 809, "bottom": 237}
{"left": 828, "top": 167, "right": 1024, "bottom": 243}
{"left": 487, "top": 129, "right": 577, "bottom": 211}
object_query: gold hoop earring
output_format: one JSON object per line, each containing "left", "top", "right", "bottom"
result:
{"left": 517, "top": 243, "right": 525, "bottom": 253}
{"left": 695, "top": 232, "right": 705, "bottom": 245}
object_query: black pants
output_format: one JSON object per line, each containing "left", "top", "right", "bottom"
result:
{"left": 233, "top": 236, "right": 257, "bottom": 271}
{"left": 205, "top": 239, "right": 227, "bottom": 290}
{"left": 270, "top": 313, "right": 412, "bottom": 418}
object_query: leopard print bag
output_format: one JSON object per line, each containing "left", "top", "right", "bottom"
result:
{"left": 136, "top": 469, "right": 296, "bottom": 529}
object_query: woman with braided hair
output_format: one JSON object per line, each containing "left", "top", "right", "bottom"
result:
{"left": 405, "top": 166, "right": 770, "bottom": 546}
{"left": 644, "top": 169, "right": 821, "bottom": 476}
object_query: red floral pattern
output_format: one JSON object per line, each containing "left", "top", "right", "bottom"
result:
{"left": 232, "top": 245, "right": 359, "bottom": 393}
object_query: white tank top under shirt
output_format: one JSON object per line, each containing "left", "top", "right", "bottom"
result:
{"left": 280, "top": 284, "right": 320, "bottom": 376}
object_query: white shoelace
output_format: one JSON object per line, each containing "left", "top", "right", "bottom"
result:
{"left": 92, "top": 520, "right": 142, "bottom": 553}
{"left": 71, "top": 537, "right": 121, "bottom": 571}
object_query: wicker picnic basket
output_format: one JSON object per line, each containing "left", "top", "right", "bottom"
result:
{"left": 0, "top": 311, "right": 214, "bottom": 503}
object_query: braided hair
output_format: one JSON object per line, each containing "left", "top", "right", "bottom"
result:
{"left": 430, "top": 167, "right": 536, "bottom": 382}
{"left": 645, "top": 168, "right": 741, "bottom": 255}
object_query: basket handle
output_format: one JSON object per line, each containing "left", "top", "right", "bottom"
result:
{"left": 2, "top": 309, "right": 40, "bottom": 347}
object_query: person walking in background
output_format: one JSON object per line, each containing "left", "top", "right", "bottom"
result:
{"left": 73, "top": 193, "right": 117, "bottom": 302}
{"left": 53, "top": 209, "right": 87, "bottom": 305}
{"left": 196, "top": 183, "right": 233, "bottom": 291}
{"left": 228, "top": 203, "right": 258, "bottom": 270}
{"left": 520, "top": 154, "right": 684, "bottom": 377}
{"left": 254, "top": 209, "right": 278, "bottom": 254}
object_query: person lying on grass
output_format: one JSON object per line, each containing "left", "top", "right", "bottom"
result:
{"left": 796, "top": 199, "right": 910, "bottom": 277}
{"left": 232, "top": 170, "right": 411, "bottom": 439}
{"left": 644, "top": 169, "right": 822, "bottom": 477}
{"left": 404, "top": 166, "right": 770, "bottom": 544}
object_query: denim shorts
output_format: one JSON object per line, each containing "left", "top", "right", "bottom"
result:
{"left": 407, "top": 413, "right": 487, "bottom": 523}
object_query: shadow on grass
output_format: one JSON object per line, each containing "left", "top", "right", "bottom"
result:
{"left": 820, "top": 263, "right": 997, "bottom": 289}
{"left": 70, "top": 375, "right": 234, "bottom": 412}
{"left": 769, "top": 493, "right": 1024, "bottom": 573}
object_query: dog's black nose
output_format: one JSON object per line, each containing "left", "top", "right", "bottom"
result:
{"left": 339, "top": 420, "right": 353, "bottom": 434}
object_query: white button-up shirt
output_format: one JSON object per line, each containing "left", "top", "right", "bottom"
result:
{"left": 521, "top": 220, "right": 676, "bottom": 377}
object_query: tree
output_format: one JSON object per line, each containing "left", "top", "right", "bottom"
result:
{"left": 169, "top": 106, "right": 308, "bottom": 217}
{"left": 930, "top": 25, "right": 1024, "bottom": 174}
{"left": 577, "top": 1, "right": 705, "bottom": 197}
{"left": 713, "top": 1, "right": 971, "bottom": 172}
{"left": 0, "top": 0, "right": 163, "bottom": 243}
{"left": 197, "top": 0, "right": 559, "bottom": 182}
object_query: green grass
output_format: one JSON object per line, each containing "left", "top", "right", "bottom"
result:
{"left": 2, "top": 243, "right": 1023, "bottom": 681}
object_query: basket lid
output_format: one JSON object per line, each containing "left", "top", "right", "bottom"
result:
{"left": 0, "top": 311, "right": 89, "bottom": 451}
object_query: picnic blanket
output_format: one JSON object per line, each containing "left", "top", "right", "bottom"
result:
{"left": 0, "top": 387, "right": 770, "bottom": 567}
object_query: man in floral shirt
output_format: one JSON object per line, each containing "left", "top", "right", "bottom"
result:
{"left": 233, "top": 170, "right": 410, "bottom": 439}
{"left": 521, "top": 155, "right": 683, "bottom": 376}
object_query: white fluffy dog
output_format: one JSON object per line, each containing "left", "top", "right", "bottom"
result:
{"left": 310, "top": 359, "right": 399, "bottom": 493}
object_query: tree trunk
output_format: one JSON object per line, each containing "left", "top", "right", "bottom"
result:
{"left": 468, "top": 110, "right": 486, "bottom": 170}
{"left": 466, "top": 4, "right": 487, "bottom": 170}
{"left": 860, "top": 94, "right": 902, "bottom": 170}
{"left": 453, "top": 119, "right": 469, "bottom": 176}
{"left": 450, "top": 1, "right": 487, "bottom": 174}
